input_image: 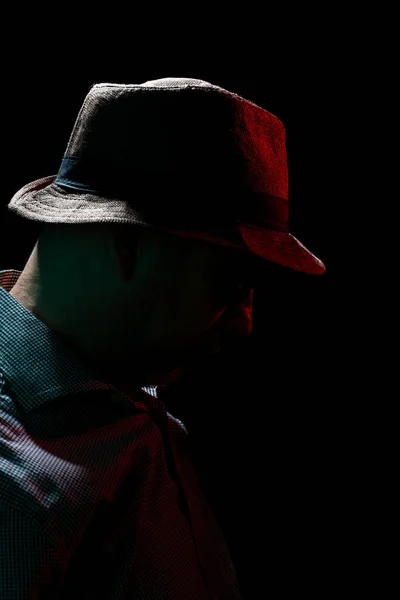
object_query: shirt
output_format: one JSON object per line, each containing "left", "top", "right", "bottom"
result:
{"left": 0, "top": 269, "right": 243, "bottom": 600}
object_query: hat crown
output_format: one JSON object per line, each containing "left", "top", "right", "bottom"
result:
{"left": 138, "top": 77, "right": 220, "bottom": 88}
{"left": 92, "top": 77, "right": 224, "bottom": 90}
{"left": 55, "top": 78, "right": 289, "bottom": 228}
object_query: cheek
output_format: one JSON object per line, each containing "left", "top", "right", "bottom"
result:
{"left": 161, "top": 278, "right": 223, "bottom": 333}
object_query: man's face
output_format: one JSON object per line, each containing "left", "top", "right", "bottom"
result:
{"left": 108, "top": 230, "right": 255, "bottom": 385}
{"left": 11, "top": 224, "right": 255, "bottom": 389}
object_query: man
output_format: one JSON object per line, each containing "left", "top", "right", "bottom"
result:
{"left": 0, "top": 78, "right": 325, "bottom": 599}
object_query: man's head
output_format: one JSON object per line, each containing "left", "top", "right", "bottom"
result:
{"left": 9, "top": 222, "right": 254, "bottom": 389}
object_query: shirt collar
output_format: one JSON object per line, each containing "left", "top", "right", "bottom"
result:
{"left": 0, "top": 270, "right": 171, "bottom": 420}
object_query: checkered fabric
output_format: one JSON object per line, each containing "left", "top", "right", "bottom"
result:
{"left": 0, "top": 269, "right": 242, "bottom": 599}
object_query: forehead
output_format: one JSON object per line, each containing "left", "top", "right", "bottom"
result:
{"left": 156, "top": 229, "right": 256, "bottom": 273}
{"left": 186, "top": 236, "right": 248, "bottom": 262}
{"left": 191, "top": 242, "right": 261, "bottom": 284}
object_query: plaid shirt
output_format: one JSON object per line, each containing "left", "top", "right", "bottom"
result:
{"left": 0, "top": 269, "right": 243, "bottom": 600}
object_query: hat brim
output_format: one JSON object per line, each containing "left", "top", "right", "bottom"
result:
{"left": 159, "top": 226, "right": 325, "bottom": 275}
{"left": 155, "top": 223, "right": 325, "bottom": 276}
{"left": 8, "top": 175, "right": 326, "bottom": 276}
{"left": 238, "top": 224, "right": 326, "bottom": 275}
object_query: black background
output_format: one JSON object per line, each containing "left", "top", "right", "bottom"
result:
{"left": 1, "top": 49, "right": 362, "bottom": 598}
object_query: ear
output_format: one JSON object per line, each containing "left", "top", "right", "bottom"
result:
{"left": 112, "top": 225, "right": 138, "bottom": 282}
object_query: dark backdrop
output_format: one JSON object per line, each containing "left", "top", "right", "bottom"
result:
{"left": 1, "top": 67, "right": 352, "bottom": 598}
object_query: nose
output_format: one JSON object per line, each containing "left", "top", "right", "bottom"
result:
{"left": 214, "top": 288, "right": 253, "bottom": 340}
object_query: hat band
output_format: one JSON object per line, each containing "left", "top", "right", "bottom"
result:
{"left": 55, "top": 156, "right": 289, "bottom": 232}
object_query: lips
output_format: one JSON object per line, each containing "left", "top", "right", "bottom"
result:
{"left": 205, "top": 340, "right": 221, "bottom": 355}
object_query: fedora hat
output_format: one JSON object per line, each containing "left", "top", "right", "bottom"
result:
{"left": 8, "top": 77, "right": 325, "bottom": 275}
